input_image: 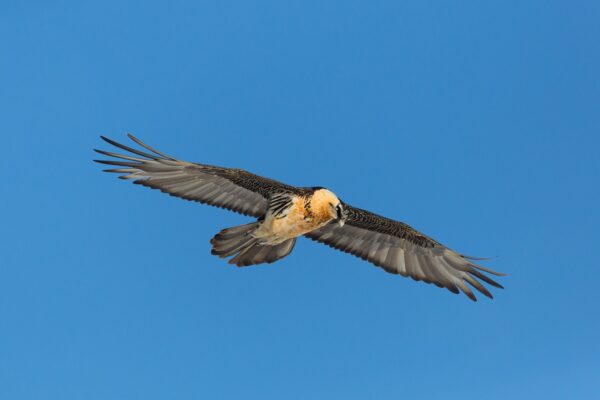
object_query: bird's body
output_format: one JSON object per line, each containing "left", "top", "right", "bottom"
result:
{"left": 210, "top": 188, "right": 344, "bottom": 266}
{"left": 95, "top": 135, "right": 505, "bottom": 301}
{"left": 257, "top": 189, "right": 342, "bottom": 243}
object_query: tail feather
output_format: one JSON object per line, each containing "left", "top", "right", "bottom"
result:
{"left": 212, "top": 236, "right": 259, "bottom": 257}
{"left": 215, "top": 222, "right": 259, "bottom": 239}
{"left": 210, "top": 222, "right": 296, "bottom": 266}
{"left": 230, "top": 239, "right": 296, "bottom": 266}
{"left": 211, "top": 222, "right": 259, "bottom": 256}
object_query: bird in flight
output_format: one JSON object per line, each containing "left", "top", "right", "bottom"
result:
{"left": 95, "top": 135, "right": 504, "bottom": 301}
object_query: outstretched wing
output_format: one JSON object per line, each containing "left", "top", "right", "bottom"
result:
{"left": 306, "top": 204, "right": 505, "bottom": 301}
{"left": 94, "top": 134, "right": 299, "bottom": 217}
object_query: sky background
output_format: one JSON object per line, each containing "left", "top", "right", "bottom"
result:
{"left": 1, "top": 1, "right": 599, "bottom": 399}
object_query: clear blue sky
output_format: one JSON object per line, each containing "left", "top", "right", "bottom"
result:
{"left": 1, "top": 1, "right": 599, "bottom": 399}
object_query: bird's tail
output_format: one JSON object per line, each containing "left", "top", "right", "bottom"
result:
{"left": 210, "top": 222, "right": 296, "bottom": 266}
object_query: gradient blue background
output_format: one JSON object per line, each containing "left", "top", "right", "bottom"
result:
{"left": 2, "top": 1, "right": 599, "bottom": 399}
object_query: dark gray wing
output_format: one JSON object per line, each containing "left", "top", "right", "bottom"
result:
{"left": 94, "top": 134, "right": 299, "bottom": 217}
{"left": 306, "top": 204, "right": 505, "bottom": 301}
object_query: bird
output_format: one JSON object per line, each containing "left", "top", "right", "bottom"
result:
{"left": 94, "top": 134, "right": 505, "bottom": 301}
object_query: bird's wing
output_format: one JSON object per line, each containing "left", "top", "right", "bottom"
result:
{"left": 305, "top": 204, "right": 505, "bottom": 301}
{"left": 94, "top": 134, "right": 299, "bottom": 217}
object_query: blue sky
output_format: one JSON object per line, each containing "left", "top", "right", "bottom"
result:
{"left": 1, "top": 1, "right": 599, "bottom": 399}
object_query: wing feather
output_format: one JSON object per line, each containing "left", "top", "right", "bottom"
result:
{"left": 306, "top": 204, "right": 505, "bottom": 301}
{"left": 95, "top": 134, "right": 299, "bottom": 217}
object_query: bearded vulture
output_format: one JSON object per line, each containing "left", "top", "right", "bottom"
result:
{"left": 95, "top": 134, "right": 505, "bottom": 301}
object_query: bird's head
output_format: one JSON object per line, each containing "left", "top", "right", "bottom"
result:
{"left": 313, "top": 188, "right": 348, "bottom": 227}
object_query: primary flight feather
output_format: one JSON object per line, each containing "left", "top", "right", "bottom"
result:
{"left": 95, "top": 134, "right": 505, "bottom": 301}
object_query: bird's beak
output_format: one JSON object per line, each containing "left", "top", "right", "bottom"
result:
{"left": 335, "top": 204, "right": 347, "bottom": 227}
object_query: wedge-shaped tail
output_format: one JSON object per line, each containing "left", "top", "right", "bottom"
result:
{"left": 210, "top": 222, "right": 296, "bottom": 267}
